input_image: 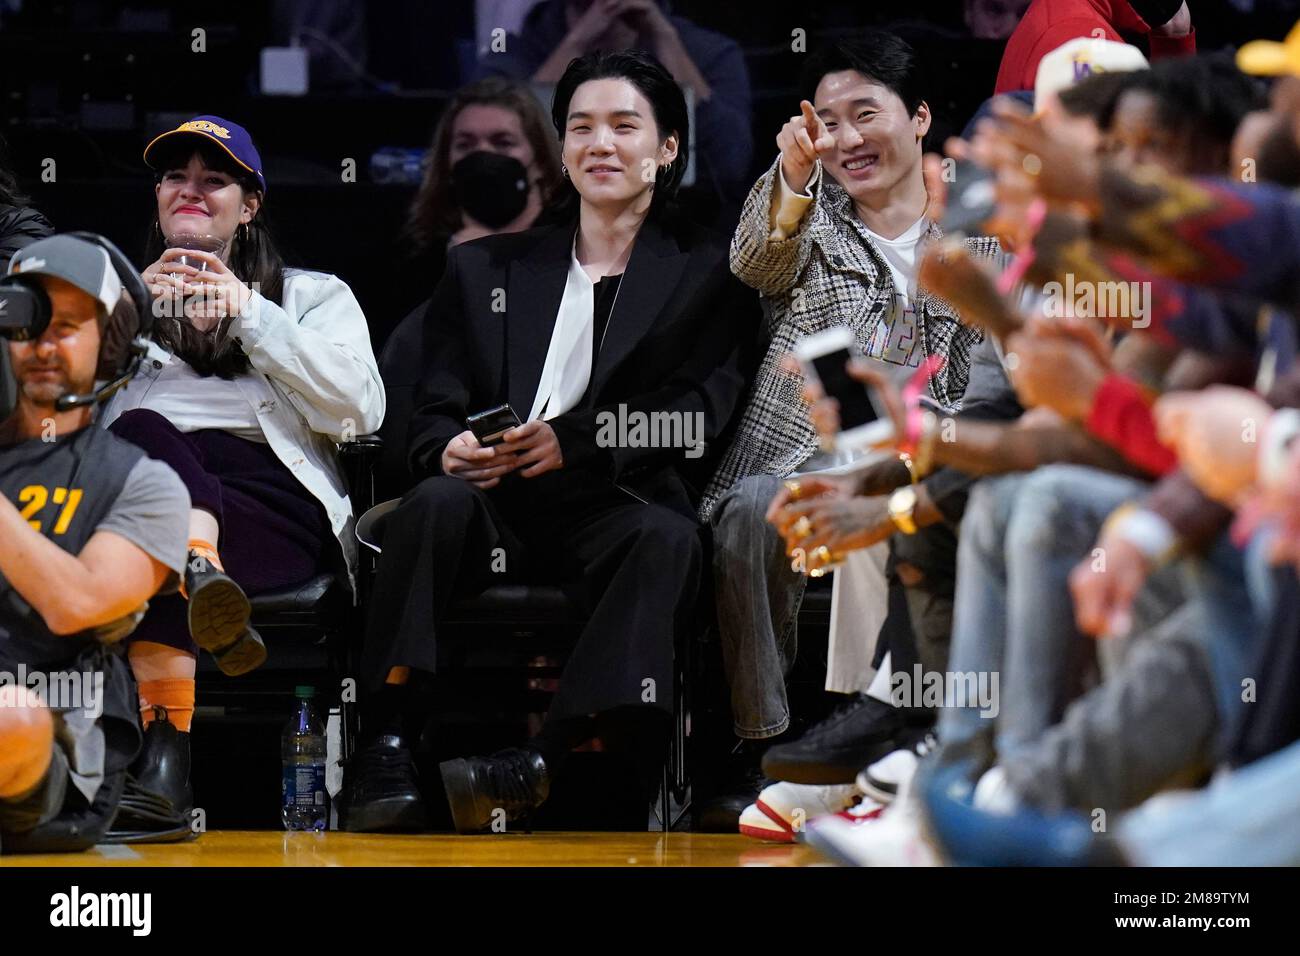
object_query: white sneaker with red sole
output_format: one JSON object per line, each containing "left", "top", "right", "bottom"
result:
{"left": 805, "top": 797, "right": 941, "bottom": 866}
{"left": 738, "top": 781, "right": 880, "bottom": 843}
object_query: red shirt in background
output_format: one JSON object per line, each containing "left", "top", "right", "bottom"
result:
{"left": 994, "top": 0, "right": 1196, "bottom": 94}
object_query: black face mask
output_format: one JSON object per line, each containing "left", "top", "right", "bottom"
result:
{"left": 451, "top": 151, "right": 531, "bottom": 228}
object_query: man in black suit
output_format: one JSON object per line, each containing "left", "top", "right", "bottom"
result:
{"left": 338, "top": 52, "right": 759, "bottom": 833}
{"left": 345, "top": 214, "right": 756, "bottom": 833}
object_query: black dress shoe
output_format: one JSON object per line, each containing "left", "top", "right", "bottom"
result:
{"left": 338, "top": 735, "right": 427, "bottom": 833}
{"left": 440, "top": 747, "right": 551, "bottom": 834}
{"left": 103, "top": 709, "right": 195, "bottom": 844}
{"left": 761, "top": 695, "right": 907, "bottom": 785}
{"left": 695, "top": 737, "right": 771, "bottom": 833}
{"left": 697, "top": 762, "right": 768, "bottom": 833}
{"left": 132, "top": 707, "right": 193, "bottom": 813}
{"left": 185, "top": 552, "right": 265, "bottom": 676}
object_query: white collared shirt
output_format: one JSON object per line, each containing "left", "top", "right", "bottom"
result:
{"left": 529, "top": 237, "right": 603, "bottom": 422}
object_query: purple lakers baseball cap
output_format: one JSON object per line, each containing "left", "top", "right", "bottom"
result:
{"left": 143, "top": 115, "right": 267, "bottom": 194}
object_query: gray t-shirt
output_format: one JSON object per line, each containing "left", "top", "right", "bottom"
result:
{"left": 0, "top": 425, "right": 190, "bottom": 805}
{"left": 99, "top": 455, "right": 190, "bottom": 577}
{"left": 87, "top": 455, "right": 190, "bottom": 644}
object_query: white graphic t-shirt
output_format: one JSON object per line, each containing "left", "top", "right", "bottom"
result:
{"left": 862, "top": 213, "right": 927, "bottom": 385}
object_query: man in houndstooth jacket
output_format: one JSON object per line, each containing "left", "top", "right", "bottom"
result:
{"left": 698, "top": 32, "right": 1002, "bottom": 830}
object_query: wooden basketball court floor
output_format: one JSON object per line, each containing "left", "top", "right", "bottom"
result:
{"left": 2, "top": 831, "right": 830, "bottom": 867}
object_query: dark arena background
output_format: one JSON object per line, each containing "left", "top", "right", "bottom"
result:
{"left": 0, "top": 0, "right": 1296, "bottom": 938}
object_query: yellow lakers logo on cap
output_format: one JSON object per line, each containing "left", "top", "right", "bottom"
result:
{"left": 177, "top": 120, "right": 231, "bottom": 139}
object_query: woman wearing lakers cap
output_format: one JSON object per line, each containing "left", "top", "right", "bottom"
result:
{"left": 97, "top": 115, "right": 384, "bottom": 840}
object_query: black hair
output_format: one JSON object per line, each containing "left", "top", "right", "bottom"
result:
{"left": 1121, "top": 52, "right": 1267, "bottom": 150}
{"left": 1057, "top": 69, "right": 1145, "bottom": 129}
{"left": 143, "top": 137, "right": 287, "bottom": 378}
{"left": 550, "top": 49, "right": 689, "bottom": 215}
{"left": 800, "top": 32, "right": 925, "bottom": 118}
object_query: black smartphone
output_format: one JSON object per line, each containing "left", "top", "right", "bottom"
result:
{"left": 466, "top": 403, "right": 522, "bottom": 447}
{"left": 794, "top": 328, "right": 893, "bottom": 450}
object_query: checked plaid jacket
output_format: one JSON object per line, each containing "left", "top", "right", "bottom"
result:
{"left": 699, "top": 153, "right": 1002, "bottom": 519}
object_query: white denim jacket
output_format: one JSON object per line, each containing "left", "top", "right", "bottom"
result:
{"left": 100, "top": 269, "right": 386, "bottom": 593}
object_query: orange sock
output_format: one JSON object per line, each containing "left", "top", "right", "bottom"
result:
{"left": 181, "top": 538, "right": 224, "bottom": 599}
{"left": 139, "top": 678, "right": 195, "bottom": 732}
{"left": 188, "top": 538, "right": 224, "bottom": 570}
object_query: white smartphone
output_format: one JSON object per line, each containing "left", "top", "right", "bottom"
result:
{"left": 794, "top": 327, "right": 895, "bottom": 452}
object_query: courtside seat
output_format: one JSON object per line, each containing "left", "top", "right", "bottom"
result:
{"left": 195, "top": 435, "right": 383, "bottom": 772}
{"left": 443, "top": 585, "right": 579, "bottom": 624}
{"left": 247, "top": 572, "right": 346, "bottom": 626}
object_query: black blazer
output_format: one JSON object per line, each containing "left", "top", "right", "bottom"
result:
{"left": 407, "top": 213, "right": 760, "bottom": 516}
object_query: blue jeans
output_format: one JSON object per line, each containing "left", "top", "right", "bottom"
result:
{"left": 939, "top": 466, "right": 1154, "bottom": 756}
{"left": 1183, "top": 527, "right": 1274, "bottom": 740}
{"left": 1119, "top": 736, "right": 1300, "bottom": 866}
{"left": 996, "top": 526, "right": 1273, "bottom": 815}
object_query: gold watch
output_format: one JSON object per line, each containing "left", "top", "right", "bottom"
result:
{"left": 887, "top": 486, "right": 919, "bottom": 534}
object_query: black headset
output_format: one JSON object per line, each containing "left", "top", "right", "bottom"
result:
{"left": 0, "top": 232, "right": 153, "bottom": 411}
{"left": 70, "top": 230, "right": 153, "bottom": 335}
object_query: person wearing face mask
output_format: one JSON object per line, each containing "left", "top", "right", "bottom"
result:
{"left": 94, "top": 116, "right": 384, "bottom": 839}
{"left": 379, "top": 79, "right": 564, "bottom": 499}
{"left": 339, "top": 50, "right": 758, "bottom": 834}
{"left": 401, "top": 77, "right": 563, "bottom": 302}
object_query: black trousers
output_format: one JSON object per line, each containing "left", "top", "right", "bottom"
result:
{"left": 362, "top": 469, "right": 703, "bottom": 721}
{"left": 886, "top": 520, "right": 959, "bottom": 678}
{"left": 108, "top": 409, "right": 330, "bottom": 656}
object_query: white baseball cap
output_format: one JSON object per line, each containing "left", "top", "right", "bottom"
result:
{"left": 1034, "top": 37, "right": 1150, "bottom": 113}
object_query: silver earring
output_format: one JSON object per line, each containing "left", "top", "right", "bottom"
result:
{"left": 561, "top": 164, "right": 569, "bottom": 178}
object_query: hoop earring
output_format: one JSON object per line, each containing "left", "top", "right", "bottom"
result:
{"left": 238, "top": 222, "right": 250, "bottom": 242}
{"left": 561, "top": 164, "right": 569, "bottom": 179}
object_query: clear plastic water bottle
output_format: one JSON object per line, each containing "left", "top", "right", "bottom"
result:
{"left": 281, "top": 685, "right": 328, "bottom": 831}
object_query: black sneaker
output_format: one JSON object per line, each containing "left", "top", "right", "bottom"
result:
{"left": 440, "top": 747, "right": 551, "bottom": 834}
{"left": 185, "top": 551, "right": 266, "bottom": 676}
{"left": 857, "top": 730, "right": 939, "bottom": 804}
{"left": 761, "top": 695, "right": 905, "bottom": 785}
{"left": 338, "top": 735, "right": 427, "bottom": 833}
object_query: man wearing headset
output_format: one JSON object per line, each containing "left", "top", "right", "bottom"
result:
{"left": 0, "top": 234, "right": 190, "bottom": 852}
